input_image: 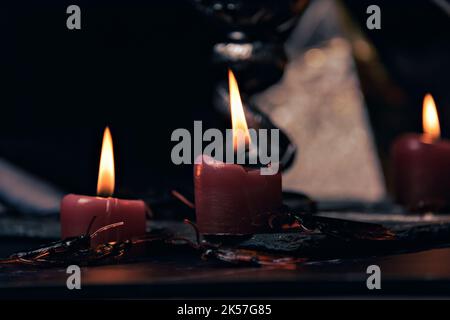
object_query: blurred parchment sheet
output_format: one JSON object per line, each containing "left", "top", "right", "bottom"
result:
{"left": 255, "top": 0, "right": 385, "bottom": 201}
{"left": 0, "top": 158, "right": 63, "bottom": 215}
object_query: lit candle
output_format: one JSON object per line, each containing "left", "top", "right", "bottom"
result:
{"left": 194, "top": 70, "right": 282, "bottom": 235}
{"left": 391, "top": 94, "right": 450, "bottom": 211}
{"left": 60, "top": 127, "right": 148, "bottom": 247}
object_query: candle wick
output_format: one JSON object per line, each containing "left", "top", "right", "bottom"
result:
{"left": 422, "top": 133, "right": 437, "bottom": 144}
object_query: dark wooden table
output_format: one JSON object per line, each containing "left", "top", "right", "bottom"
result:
{"left": 1, "top": 213, "right": 450, "bottom": 299}
{"left": 1, "top": 240, "right": 450, "bottom": 299}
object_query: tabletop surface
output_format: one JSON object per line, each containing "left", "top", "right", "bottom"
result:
{"left": 1, "top": 239, "right": 450, "bottom": 299}
{"left": 1, "top": 213, "right": 450, "bottom": 299}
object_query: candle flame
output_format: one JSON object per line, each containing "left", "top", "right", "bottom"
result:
{"left": 422, "top": 93, "right": 440, "bottom": 140}
{"left": 228, "top": 69, "right": 251, "bottom": 151}
{"left": 97, "top": 126, "right": 115, "bottom": 197}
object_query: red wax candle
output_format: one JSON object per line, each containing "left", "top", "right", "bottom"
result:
{"left": 391, "top": 94, "right": 450, "bottom": 211}
{"left": 194, "top": 70, "right": 282, "bottom": 235}
{"left": 61, "top": 194, "right": 147, "bottom": 246}
{"left": 60, "top": 127, "right": 147, "bottom": 246}
{"left": 194, "top": 155, "right": 282, "bottom": 235}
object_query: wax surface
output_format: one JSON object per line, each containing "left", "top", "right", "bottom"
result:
{"left": 391, "top": 133, "right": 450, "bottom": 211}
{"left": 194, "top": 155, "right": 282, "bottom": 235}
{"left": 60, "top": 194, "right": 147, "bottom": 247}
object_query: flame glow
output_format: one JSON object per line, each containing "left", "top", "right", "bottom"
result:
{"left": 422, "top": 93, "right": 440, "bottom": 141}
{"left": 97, "top": 127, "right": 115, "bottom": 197}
{"left": 228, "top": 69, "right": 251, "bottom": 151}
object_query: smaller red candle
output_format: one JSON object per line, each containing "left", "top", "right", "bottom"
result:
{"left": 194, "top": 70, "right": 282, "bottom": 235}
{"left": 60, "top": 127, "right": 147, "bottom": 247}
{"left": 391, "top": 94, "right": 450, "bottom": 211}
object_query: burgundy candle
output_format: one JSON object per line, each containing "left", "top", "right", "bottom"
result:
{"left": 60, "top": 127, "right": 147, "bottom": 247}
{"left": 194, "top": 70, "right": 282, "bottom": 235}
{"left": 391, "top": 94, "right": 450, "bottom": 211}
{"left": 194, "top": 155, "right": 282, "bottom": 235}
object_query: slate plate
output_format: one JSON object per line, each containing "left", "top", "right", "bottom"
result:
{"left": 1, "top": 212, "right": 450, "bottom": 261}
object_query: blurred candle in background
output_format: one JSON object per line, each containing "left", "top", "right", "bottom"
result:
{"left": 391, "top": 94, "right": 450, "bottom": 212}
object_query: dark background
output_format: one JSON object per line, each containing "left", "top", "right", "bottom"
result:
{"left": 0, "top": 0, "right": 449, "bottom": 198}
